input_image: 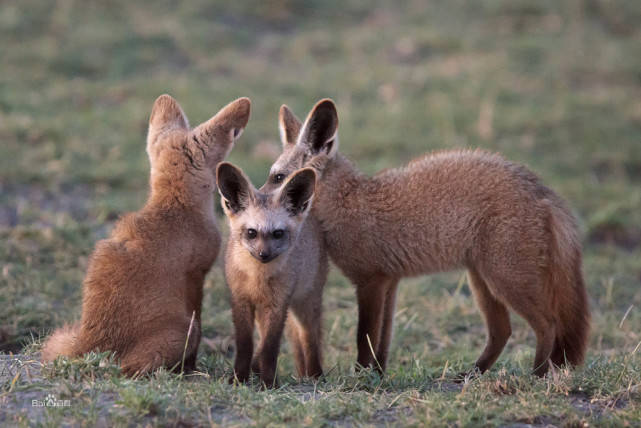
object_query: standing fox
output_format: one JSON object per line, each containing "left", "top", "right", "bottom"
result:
{"left": 41, "top": 95, "right": 251, "bottom": 375}
{"left": 262, "top": 99, "right": 590, "bottom": 377}
{"left": 218, "top": 162, "right": 327, "bottom": 387}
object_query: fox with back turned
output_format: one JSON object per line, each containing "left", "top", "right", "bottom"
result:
{"left": 41, "top": 95, "right": 251, "bottom": 375}
{"left": 262, "top": 99, "right": 590, "bottom": 376}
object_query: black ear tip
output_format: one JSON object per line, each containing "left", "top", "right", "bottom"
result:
{"left": 316, "top": 98, "right": 335, "bottom": 107}
{"left": 216, "top": 161, "right": 231, "bottom": 172}
{"left": 216, "top": 162, "right": 236, "bottom": 179}
{"left": 312, "top": 99, "right": 338, "bottom": 127}
{"left": 315, "top": 98, "right": 337, "bottom": 113}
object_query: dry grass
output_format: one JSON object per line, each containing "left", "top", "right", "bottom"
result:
{"left": 1, "top": 0, "right": 640, "bottom": 425}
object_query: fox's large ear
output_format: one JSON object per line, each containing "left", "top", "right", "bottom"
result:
{"left": 297, "top": 99, "right": 339, "bottom": 157}
{"left": 280, "top": 168, "right": 316, "bottom": 216}
{"left": 278, "top": 105, "right": 302, "bottom": 147}
{"left": 147, "top": 94, "right": 189, "bottom": 146}
{"left": 192, "top": 97, "right": 251, "bottom": 146}
{"left": 216, "top": 162, "right": 254, "bottom": 214}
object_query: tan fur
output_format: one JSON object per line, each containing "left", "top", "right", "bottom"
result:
{"left": 41, "top": 323, "right": 80, "bottom": 361}
{"left": 41, "top": 95, "right": 251, "bottom": 375}
{"left": 218, "top": 163, "right": 328, "bottom": 387}
{"left": 264, "top": 99, "right": 590, "bottom": 376}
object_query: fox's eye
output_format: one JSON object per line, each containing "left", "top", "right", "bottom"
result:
{"left": 273, "top": 173, "right": 285, "bottom": 183}
{"left": 272, "top": 229, "right": 284, "bottom": 239}
{"left": 246, "top": 229, "right": 257, "bottom": 239}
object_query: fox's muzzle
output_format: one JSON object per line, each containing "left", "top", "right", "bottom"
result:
{"left": 255, "top": 250, "right": 278, "bottom": 264}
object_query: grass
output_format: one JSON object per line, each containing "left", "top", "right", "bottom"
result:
{"left": 1, "top": 0, "right": 640, "bottom": 426}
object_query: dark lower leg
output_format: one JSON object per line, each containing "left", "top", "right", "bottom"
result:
{"left": 549, "top": 339, "right": 566, "bottom": 367}
{"left": 255, "top": 307, "right": 287, "bottom": 387}
{"left": 532, "top": 328, "right": 556, "bottom": 376}
{"left": 375, "top": 279, "right": 399, "bottom": 372}
{"left": 468, "top": 269, "right": 512, "bottom": 373}
{"left": 231, "top": 300, "right": 254, "bottom": 383}
{"left": 355, "top": 280, "right": 387, "bottom": 370}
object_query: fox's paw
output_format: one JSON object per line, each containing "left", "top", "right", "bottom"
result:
{"left": 228, "top": 372, "right": 249, "bottom": 385}
{"left": 259, "top": 376, "right": 279, "bottom": 389}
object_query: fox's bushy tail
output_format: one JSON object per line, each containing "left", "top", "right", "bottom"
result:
{"left": 544, "top": 196, "right": 590, "bottom": 367}
{"left": 41, "top": 322, "right": 81, "bottom": 362}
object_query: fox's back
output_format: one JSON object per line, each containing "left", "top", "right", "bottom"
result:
{"left": 77, "top": 207, "right": 219, "bottom": 352}
{"left": 318, "top": 150, "right": 554, "bottom": 278}
{"left": 88, "top": 208, "right": 218, "bottom": 289}
{"left": 373, "top": 150, "right": 546, "bottom": 216}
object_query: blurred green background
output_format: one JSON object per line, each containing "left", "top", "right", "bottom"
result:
{"left": 0, "top": 0, "right": 640, "bottom": 424}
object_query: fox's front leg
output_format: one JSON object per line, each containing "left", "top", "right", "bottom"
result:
{"left": 355, "top": 276, "right": 389, "bottom": 371}
{"left": 230, "top": 298, "right": 254, "bottom": 383}
{"left": 376, "top": 278, "right": 400, "bottom": 372}
{"left": 255, "top": 305, "right": 288, "bottom": 388}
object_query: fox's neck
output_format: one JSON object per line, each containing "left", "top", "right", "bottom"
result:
{"left": 313, "top": 153, "right": 366, "bottom": 228}
{"left": 147, "top": 173, "right": 215, "bottom": 221}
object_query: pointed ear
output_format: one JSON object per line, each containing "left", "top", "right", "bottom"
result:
{"left": 298, "top": 99, "right": 338, "bottom": 156}
{"left": 147, "top": 94, "right": 189, "bottom": 145}
{"left": 278, "top": 105, "right": 302, "bottom": 147}
{"left": 216, "top": 162, "right": 254, "bottom": 214}
{"left": 280, "top": 168, "right": 316, "bottom": 216}
{"left": 192, "top": 97, "right": 251, "bottom": 145}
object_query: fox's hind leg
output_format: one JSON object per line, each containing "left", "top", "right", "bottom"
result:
{"left": 302, "top": 322, "right": 323, "bottom": 379}
{"left": 285, "top": 316, "right": 307, "bottom": 377}
{"left": 181, "top": 323, "right": 201, "bottom": 373}
{"left": 501, "top": 282, "right": 555, "bottom": 376}
{"left": 467, "top": 267, "right": 512, "bottom": 373}
{"left": 287, "top": 313, "right": 323, "bottom": 378}
{"left": 530, "top": 321, "right": 556, "bottom": 376}
{"left": 479, "top": 264, "right": 556, "bottom": 377}
{"left": 120, "top": 319, "right": 200, "bottom": 376}
{"left": 289, "top": 293, "right": 323, "bottom": 378}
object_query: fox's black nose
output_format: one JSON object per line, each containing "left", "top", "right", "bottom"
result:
{"left": 259, "top": 251, "right": 271, "bottom": 262}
